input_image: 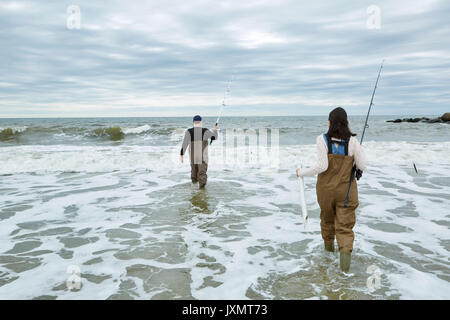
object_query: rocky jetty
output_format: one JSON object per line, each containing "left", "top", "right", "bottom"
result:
{"left": 387, "top": 113, "right": 450, "bottom": 123}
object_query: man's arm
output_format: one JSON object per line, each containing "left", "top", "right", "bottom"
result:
{"left": 180, "top": 130, "right": 191, "bottom": 162}
{"left": 203, "top": 125, "right": 219, "bottom": 141}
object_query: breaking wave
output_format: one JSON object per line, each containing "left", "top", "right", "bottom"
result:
{"left": 0, "top": 127, "right": 28, "bottom": 141}
{"left": 1, "top": 141, "right": 449, "bottom": 175}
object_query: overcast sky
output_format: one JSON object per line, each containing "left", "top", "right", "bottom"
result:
{"left": 0, "top": 0, "right": 449, "bottom": 117}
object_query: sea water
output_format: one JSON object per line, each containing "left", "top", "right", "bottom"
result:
{"left": 0, "top": 116, "right": 449, "bottom": 299}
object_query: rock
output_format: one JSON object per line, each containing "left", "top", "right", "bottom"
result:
{"left": 387, "top": 119, "right": 402, "bottom": 123}
{"left": 386, "top": 116, "right": 447, "bottom": 124}
{"left": 402, "top": 118, "right": 422, "bottom": 122}
{"left": 441, "top": 112, "right": 450, "bottom": 122}
{"left": 426, "top": 118, "right": 443, "bottom": 123}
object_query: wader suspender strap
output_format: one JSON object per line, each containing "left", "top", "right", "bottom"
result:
{"left": 326, "top": 134, "right": 333, "bottom": 154}
{"left": 325, "top": 134, "right": 349, "bottom": 156}
{"left": 188, "top": 128, "right": 209, "bottom": 141}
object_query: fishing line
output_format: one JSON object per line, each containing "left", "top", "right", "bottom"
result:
{"left": 216, "top": 75, "right": 234, "bottom": 126}
{"left": 211, "top": 75, "right": 234, "bottom": 145}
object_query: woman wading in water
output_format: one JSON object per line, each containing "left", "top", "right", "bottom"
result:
{"left": 296, "top": 107, "right": 367, "bottom": 272}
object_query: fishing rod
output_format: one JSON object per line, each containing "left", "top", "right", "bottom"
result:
{"left": 344, "top": 60, "right": 384, "bottom": 208}
{"left": 216, "top": 75, "right": 233, "bottom": 126}
{"left": 211, "top": 75, "right": 234, "bottom": 145}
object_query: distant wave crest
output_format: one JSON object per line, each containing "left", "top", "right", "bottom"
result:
{"left": 0, "top": 126, "right": 28, "bottom": 141}
{"left": 0, "top": 124, "right": 174, "bottom": 143}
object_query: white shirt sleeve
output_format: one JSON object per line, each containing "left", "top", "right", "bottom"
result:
{"left": 299, "top": 135, "right": 329, "bottom": 177}
{"left": 349, "top": 136, "right": 368, "bottom": 171}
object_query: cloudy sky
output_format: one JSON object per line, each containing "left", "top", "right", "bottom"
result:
{"left": 0, "top": 0, "right": 449, "bottom": 117}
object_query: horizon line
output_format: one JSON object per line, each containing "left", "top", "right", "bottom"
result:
{"left": 0, "top": 114, "right": 445, "bottom": 120}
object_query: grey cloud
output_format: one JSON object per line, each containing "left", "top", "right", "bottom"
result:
{"left": 0, "top": 0, "right": 449, "bottom": 117}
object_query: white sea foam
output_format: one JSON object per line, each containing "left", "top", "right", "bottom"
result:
{"left": 122, "top": 124, "right": 151, "bottom": 134}
{"left": 0, "top": 141, "right": 449, "bottom": 175}
{"left": 0, "top": 140, "right": 448, "bottom": 300}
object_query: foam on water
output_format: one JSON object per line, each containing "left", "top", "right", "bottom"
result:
{"left": 122, "top": 125, "right": 152, "bottom": 135}
{"left": 1, "top": 115, "right": 449, "bottom": 299}
{"left": 0, "top": 141, "right": 449, "bottom": 175}
{"left": 0, "top": 140, "right": 449, "bottom": 299}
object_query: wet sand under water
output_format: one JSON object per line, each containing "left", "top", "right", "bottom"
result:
{"left": 0, "top": 163, "right": 449, "bottom": 300}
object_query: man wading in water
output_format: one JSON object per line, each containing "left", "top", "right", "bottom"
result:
{"left": 180, "top": 115, "right": 219, "bottom": 189}
{"left": 296, "top": 107, "right": 367, "bottom": 272}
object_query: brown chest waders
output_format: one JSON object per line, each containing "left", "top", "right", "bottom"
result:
{"left": 316, "top": 136, "right": 358, "bottom": 253}
{"left": 189, "top": 128, "right": 209, "bottom": 188}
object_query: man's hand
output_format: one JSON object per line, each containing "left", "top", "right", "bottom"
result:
{"left": 296, "top": 168, "right": 301, "bottom": 177}
{"left": 180, "top": 155, "right": 184, "bottom": 163}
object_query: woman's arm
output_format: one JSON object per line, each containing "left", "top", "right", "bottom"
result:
{"left": 297, "top": 135, "right": 329, "bottom": 177}
{"left": 350, "top": 137, "right": 368, "bottom": 171}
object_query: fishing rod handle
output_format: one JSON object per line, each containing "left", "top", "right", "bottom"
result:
{"left": 344, "top": 183, "right": 352, "bottom": 208}
{"left": 344, "top": 166, "right": 356, "bottom": 208}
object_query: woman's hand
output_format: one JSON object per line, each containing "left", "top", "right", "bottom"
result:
{"left": 296, "top": 168, "right": 301, "bottom": 177}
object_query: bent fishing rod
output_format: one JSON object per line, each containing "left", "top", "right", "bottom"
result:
{"left": 344, "top": 60, "right": 384, "bottom": 208}
{"left": 211, "top": 75, "right": 234, "bottom": 145}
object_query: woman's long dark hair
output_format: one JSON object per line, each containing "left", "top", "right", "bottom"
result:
{"left": 327, "top": 107, "right": 356, "bottom": 140}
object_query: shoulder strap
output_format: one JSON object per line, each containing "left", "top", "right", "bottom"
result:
{"left": 188, "top": 127, "right": 195, "bottom": 141}
{"left": 202, "top": 127, "right": 208, "bottom": 140}
{"left": 324, "top": 134, "right": 332, "bottom": 154}
{"left": 344, "top": 138, "right": 349, "bottom": 156}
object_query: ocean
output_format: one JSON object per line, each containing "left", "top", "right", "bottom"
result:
{"left": 0, "top": 116, "right": 449, "bottom": 299}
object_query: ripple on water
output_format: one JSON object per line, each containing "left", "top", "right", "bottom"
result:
{"left": 59, "top": 236, "right": 99, "bottom": 248}
{"left": 367, "top": 222, "right": 413, "bottom": 233}
{"left": 14, "top": 227, "right": 73, "bottom": 240}
{"left": 105, "top": 228, "right": 141, "bottom": 240}
{"left": 5, "top": 241, "right": 42, "bottom": 254}
{"left": 0, "top": 204, "right": 33, "bottom": 221}
{"left": 248, "top": 247, "right": 401, "bottom": 300}
{"left": 124, "top": 264, "right": 194, "bottom": 299}
{"left": 0, "top": 255, "right": 42, "bottom": 273}
{"left": 0, "top": 162, "right": 448, "bottom": 299}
